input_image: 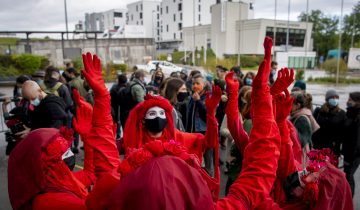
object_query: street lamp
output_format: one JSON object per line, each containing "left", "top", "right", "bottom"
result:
{"left": 64, "top": 0, "right": 69, "bottom": 40}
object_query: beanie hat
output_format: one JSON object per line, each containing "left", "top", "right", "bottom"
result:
{"left": 325, "top": 89, "right": 339, "bottom": 101}
{"left": 293, "top": 80, "right": 306, "bottom": 92}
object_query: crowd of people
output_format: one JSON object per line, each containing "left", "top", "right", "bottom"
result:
{"left": 3, "top": 37, "right": 360, "bottom": 210}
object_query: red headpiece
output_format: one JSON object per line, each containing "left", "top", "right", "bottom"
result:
{"left": 123, "top": 94, "right": 175, "bottom": 149}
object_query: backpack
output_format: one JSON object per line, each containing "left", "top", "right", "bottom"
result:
{"left": 118, "top": 82, "right": 141, "bottom": 112}
{"left": 42, "top": 82, "right": 63, "bottom": 97}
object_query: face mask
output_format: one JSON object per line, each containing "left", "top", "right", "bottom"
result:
{"left": 347, "top": 102, "right": 353, "bottom": 108}
{"left": 177, "top": 92, "right": 189, "bottom": 103}
{"left": 31, "top": 98, "right": 41, "bottom": 107}
{"left": 155, "top": 76, "right": 162, "bottom": 81}
{"left": 144, "top": 117, "right": 167, "bottom": 133}
{"left": 328, "top": 98, "right": 339, "bottom": 107}
{"left": 192, "top": 84, "right": 204, "bottom": 93}
{"left": 245, "top": 78, "right": 253, "bottom": 86}
{"left": 62, "top": 148, "right": 75, "bottom": 171}
{"left": 144, "top": 106, "right": 167, "bottom": 133}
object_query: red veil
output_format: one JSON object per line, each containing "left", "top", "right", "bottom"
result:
{"left": 123, "top": 94, "right": 175, "bottom": 149}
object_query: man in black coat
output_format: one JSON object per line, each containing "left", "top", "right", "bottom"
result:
{"left": 343, "top": 91, "right": 360, "bottom": 197}
{"left": 20, "top": 81, "right": 67, "bottom": 136}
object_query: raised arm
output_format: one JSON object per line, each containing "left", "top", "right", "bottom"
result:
{"left": 81, "top": 53, "right": 120, "bottom": 178}
{"left": 225, "top": 71, "right": 249, "bottom": 154}
{"left": 216, "top": 37, "right": 281, "bottom": 209}
{"left": 71, "top": 89, "right": 96, "bottom": 187}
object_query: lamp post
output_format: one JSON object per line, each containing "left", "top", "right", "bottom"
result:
{"left": 336, "top": 0, "right": 344, "bottom": 86}
{"left": 285, "top": 0, "right": 291, "bottom": 52}
{"left": 64, "top": 0, "right": 69, "bottom": 40}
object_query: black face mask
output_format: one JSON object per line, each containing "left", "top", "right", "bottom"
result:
{"left": 63, "top": 155, "right": 76, "bottom": 171}
{"left": 144, "top": 117, "right": 167, "bottom": 133}
{"left": 177, "top": 92, "right": 189, "bottom": 103}
{"left": 155, "top": 76, "right": 162, "bottom": 81}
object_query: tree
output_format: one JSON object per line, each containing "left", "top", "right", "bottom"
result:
{"left": 298, "top": 10, "right": 339, "bottom": 58}
{"left": 343, "top": 1, "right": 360, "bottom": 50}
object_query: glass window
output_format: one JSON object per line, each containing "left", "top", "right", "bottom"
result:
{"left": 166, "top": 6, "right": 169, "bottom": 14}
{"left": 178, "top": 23, "right": 182, "bottom": 30}
{"left": 178, "top": 3, "right": 182, "bottom": 11}
{"left": 174, "top": 14, "right": 176, "bottom": 21}
{"left": 140, "top": 12, "right": 143, "bottom": 19}
{"left": 114, "top": 12, "right": 122, "bottom": 18}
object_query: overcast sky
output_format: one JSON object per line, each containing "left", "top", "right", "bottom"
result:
{"left": 0, "top": 0, "right": 356, "bottom": 34}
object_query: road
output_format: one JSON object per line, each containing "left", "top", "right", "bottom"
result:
{"left": 1, "top": 79, "right": 360, "bottom": 209}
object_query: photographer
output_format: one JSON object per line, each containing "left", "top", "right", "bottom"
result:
{"left": 2, "top": 97, "right": 30, "bottom": 155}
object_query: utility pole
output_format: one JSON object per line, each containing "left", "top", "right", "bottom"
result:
{"left": 351, "top": 16, "right": 355, "bottom": 48}
{"left": 303, "top": 0, "right": 309, "bottom": 70}
{"left": 64, "top": 0, "right": 69, "bottom": 40}
{"left": 237, "top": 2, "right": 241, "bottom": 66}
{"left": 192, "top": 0, "right": 196, "bottom": 66}
{"left": 336, "top": 0, "right": 344, "bottom": 86}
{"left": 273, "top": 0, "right": 277, "bottom": 60}
{"left": 286, "top": 0, "right": 291, "bottom": 52}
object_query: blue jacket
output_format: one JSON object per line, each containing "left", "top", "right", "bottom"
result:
{"left": 186, "top": 94, "right": 207, "bottom": 133}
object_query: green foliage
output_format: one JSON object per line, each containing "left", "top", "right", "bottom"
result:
{"left": 322, "top": 58, "right": 348, "bottom": 75}
{"left": 342, "top": 2, "right": 360, "bottom": 51}
{"left": 11, "top": 54, "right": 43, "bottom": 75}
{"left": 0, "top": 54, "right": 49, "bottom": 76}
{"left": 73, "top": 57, "right": 84, "bottom": 70}
{"left": 295, "top": 69, "right": 305, "bottom": 81}
{"left": 157, "top": 54, "right": 167, "bottom": 61}
{"left": 0, "top": 37, "right": 19, "bottom": 45}
{"left": 110, "top": 63, "right": 128, "bottom": 73}
{"left": 307, "top": 76, "right": 360, "bottom": 84}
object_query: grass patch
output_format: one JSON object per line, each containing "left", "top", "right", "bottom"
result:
{"left": 307, "top": 76, "right": 360, "bottom": 84}
{"left": 0, "top": 38, "right": 19, "bottom": 45}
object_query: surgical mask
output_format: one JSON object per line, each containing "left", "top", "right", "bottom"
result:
{"left": 155, "top": 76, "right": 162, "bottom": 81}
{"left": 177, "top": 92, "right": 189, "bottom": 103}
{"left": 245, "top": 78, "right": 253, "bottom": 86}
{"left": 328, "top": 98, "right": 339, "bottom": 107}
{"left": 31, "top": 98, "right": 41, "bottom": 107}
{"left": 62, "top": 148, "right": 75, "bottom": 171}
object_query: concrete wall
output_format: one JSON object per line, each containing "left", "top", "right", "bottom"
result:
{"left": 183, "top": 25, "right": 211, "bottom": 52}
{"left": 16, "top": 38, "right": 155, "bottom": 67}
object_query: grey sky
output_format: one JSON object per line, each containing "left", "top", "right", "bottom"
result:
{"left": 0, "top": 0, "right": 356, "bottom": 32}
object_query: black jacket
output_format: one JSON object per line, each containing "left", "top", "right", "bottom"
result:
{"left": 342, "top": 107, "right": 360, "bottom": 163}
{"left": 29, "top": 95, "right": 67, "bottom": 129}
{"left": 312, "top": 104, "right": 346, "bottom": 155}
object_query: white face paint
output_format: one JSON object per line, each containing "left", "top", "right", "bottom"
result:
{"left": 61, "top": 148, "right": 74, "bottom": 160}
{"left": 145, "top": 106, "right": 166, "bottom": 120}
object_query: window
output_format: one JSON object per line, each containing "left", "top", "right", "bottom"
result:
{"left": 140, "top": 4, "right": 143, "bottom": 11}
{"left": 166, "top": 6, "right": 169, "bottom": 14}
{"left": 131, "top": 14, "right": 133, "bottom": 21}
{"left": 141, "top": 20, "right": 143, "bottom": 25}
{"left": 173, "top": 14, "right": 176, "bottom": 21}
{"left": 180, "top": 13, "right": 182, "bottom": 21}
{"left": 136, "top": 5, "right": 138, "bottom": 12}
{"left": 166, "top": 25, "right": 169, "bottom": 32}
{"left": 198, "top": 5, "right": 201, "bottom": 12}
{"left": 178, "top": 23, "right": 182, "bottom": 30}
{"left": 178, "top": 3, "right": 182, "bottom": 11}
{"left": 174, "top": 33, "right": 176, "bottom": 39}
{"left": 265, "top": 27, "right": 305, "bottom": 47}
{"left": 136, "top": 21, "right": 138, "bottom": 25}
{"left": 160, "top": 7, "right": 162, "bottom": 15}
{"left": 157, "top": 13, "right": 160, "bottom": 19}
{"left": 140, "top": 12, "right": 143, "bottom": 19}
{"left": 157, "top": 5, "right": 160, "bottom": 11}
{"left": 198, "top": 14, "right": 201, "bottom": 22}
{"left": 157, "top": 29, "right": 160, "bottom": 35}
{"left": 161, "top": 25, "right": 163, "bottom": 32}
{"left": 180, "top": 32, "right": 182, "bottom": 39}
{"left": 157, "top": 21, "right": 160, "bottom": 27}
{"left": 114, "top": 12, "right": 122, "bottom": 18}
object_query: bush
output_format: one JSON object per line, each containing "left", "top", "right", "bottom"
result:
{"left": 307, "top": 76, "right": 360, "bottom": 84}
{"left": 12, "top": 54, "right": 47, "bottom": 75}
{"left": 322, "top": 58, "right": 347, "bottom": 75}
{"left": 0, "top": 65, "right": 20, "bottom": 77}
{"left": 295, "top": 69, "right": 305, "bottom": 81}
{"left": 110, "top": 63, "right": 128, "bottom": 73}
{"left": 157, "top": 54, "right": 167, "bottom": 61}
{"left": 0, "top": 55, "right": 13, "bottom": 67}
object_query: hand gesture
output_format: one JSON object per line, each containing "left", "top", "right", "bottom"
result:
{"left": 274, "top": 89, "right": 293, "bottom": 123}
{"left": 270, "top": 68, "right": 295, "bottom": 96}
{"left": 81, "top": 52, "right": 106, "bottom": 95}
{"left": 192, "top": 92, "right": 200, "bottom": 101}
{"left": 205, "top": 85, "right": 222, "bottom": 116}
{"left": 15, "top": 125, "right": 30, "bottom": 139}
{"left": 72, "top": 89, "right": 93, "bottom": 136}
{"left": 225, "top": 71, "right": 239, "bottom": 94}
{"left": 252, "top": 37, "right": 273, "bottom": 90}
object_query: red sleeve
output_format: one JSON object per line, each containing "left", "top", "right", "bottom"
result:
{"left": 32, "top": 192, "right": 86, "bottom": 210}
{"left": 175, "top": 130, "right": 205, "bottom": 162}
{"left": 204, "top": 113, "right": 219, "bottom": 149}
{"left": 86, "top": 92, "right": 120, "bottom": 178}
{"left": 73, "top": 139, "right": 96, "bottom": 187}
{"left": 225, "top": 81, "right": 249, "bottom": 155}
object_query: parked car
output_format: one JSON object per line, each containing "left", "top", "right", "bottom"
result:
{"left": 136, "top": 60, "right": 183, "bottom": 75}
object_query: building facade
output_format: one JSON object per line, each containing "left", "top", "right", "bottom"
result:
{"left": 85, "top": 9, "right": 127, "bottom": 32}
{"left": 127, "top": 0, "right": 162, "bottom": 40}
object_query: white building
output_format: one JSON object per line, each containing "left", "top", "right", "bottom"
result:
{"left": 127, "top": 0, "right": 162, "bottom": 40}
{"left": 103, "top": 9, "right": 127, "bottom": 31}
{"left": 183, "top": 1, "right": 315, "bottom": 68}
{"left": 85, "top": 9, "right": 127, "bottom": 32}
